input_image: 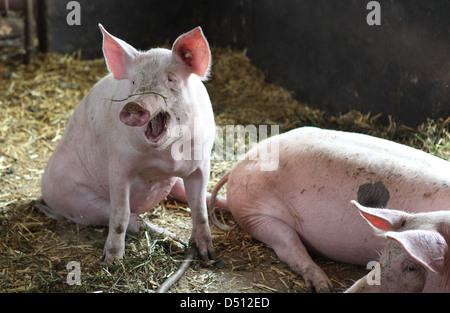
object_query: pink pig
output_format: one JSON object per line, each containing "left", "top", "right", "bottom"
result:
{"left": 40, "top": 25, "right": 216, "bottom": 263}
{"left": 346, "top": 202, "right": 450, "bottom": 293}
{"left": 209, "top": 127, "right": 450, "bottom": 292}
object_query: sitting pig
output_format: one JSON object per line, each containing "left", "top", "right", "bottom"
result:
{"left": 209, "top": 127, "right": 450, "bottom": 292}
{"left": 346, "top": 201, "right": 450, "bottom": 293}
{"left": 40, "top": 25, "right": 216, "bottom": 263}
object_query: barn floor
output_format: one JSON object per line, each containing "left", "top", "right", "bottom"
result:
{"left": 0, "top": 46, "right": 448, "bottom": 293}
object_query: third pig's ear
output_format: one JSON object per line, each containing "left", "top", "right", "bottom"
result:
{"left": 171, "top": 27, "right": 211, "bottom": 80}
{"left": 99, "top": 23, "right": 140, "bottom": 81}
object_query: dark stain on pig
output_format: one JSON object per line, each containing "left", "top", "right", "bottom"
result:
{"left": 115, "top": 224, "right": 125, "bottom": 234}
{"left": 423, "top": 188, "right": 440, "bottom": 199}
{"left": 357, "top": 181, "right": 390, "bottom": 208}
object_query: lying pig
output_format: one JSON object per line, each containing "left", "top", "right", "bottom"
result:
{"left": 40, "top": 25, "right": 216, "bottom": 263}
{"left": 346, "top": 201, "right": 450, "bottom": 292}
{"left": 209, "top": 127, "right": 450, "bottom": 292}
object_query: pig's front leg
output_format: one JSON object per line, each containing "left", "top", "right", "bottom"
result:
{"left": 102, "top": 168, "right": 131, "bottom": 263}
{"left": 183, "top": 164, "right": 215, "bottom": 261}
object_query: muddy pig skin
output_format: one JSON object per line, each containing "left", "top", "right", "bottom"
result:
{"left": 209, "top": 127, "right": 450, "bottom": 292}
{"left": 346, "top": 202, "right": 450, "bottom": 293}
{"left": 41, "top": 25, "right": 216, "bottom": 263}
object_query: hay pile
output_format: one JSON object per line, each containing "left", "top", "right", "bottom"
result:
{"left": 0, "top": 46, "right": 449, "bottom": 293}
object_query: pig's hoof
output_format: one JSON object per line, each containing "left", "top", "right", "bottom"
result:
{"left": 101, "top": 250, "right": 123, "bottom": 266}
{"left": 303, "top": 265, "right": 334, "bottom": 293}
{"left": 192, "top": 237, "right": 216, "bottom": 261}
{"left": 190, "top": 227, "right": 216, "bottom": 261}
{"left": 101, "top": 240, "right": 125, "bottom": 265}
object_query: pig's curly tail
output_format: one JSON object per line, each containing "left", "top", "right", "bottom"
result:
{"left": 209, "top": 172, "right": 236, "bottom": 231}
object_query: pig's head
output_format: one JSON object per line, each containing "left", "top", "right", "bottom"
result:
{"left": 99, "top": 24, "right": 211, "bottom": 149}
{"left": 346, "top": 201, "right": 450, "bottom": 293}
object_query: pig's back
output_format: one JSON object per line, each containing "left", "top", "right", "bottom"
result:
{"left": 278, "top": 127, "right": 449, "bottom": 180}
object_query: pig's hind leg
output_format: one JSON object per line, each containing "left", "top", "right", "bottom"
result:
{"left": 241, "top": 215, "right": 333, "bottom": 292}
{"left": 39, "top": 186, "right": 138, "bottom": 234}
{"left": 170, "top": 177, "right": 227, "bottom": 211}
{"left": 34, "top": 197, "right": 64, "bottom": 220}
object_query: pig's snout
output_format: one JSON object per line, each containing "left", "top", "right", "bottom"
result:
{"left": 120, "top": 102, "right": 151, "bottom": 127}
{"left": 119, "top": 101, "right": 171, "bottom": 147}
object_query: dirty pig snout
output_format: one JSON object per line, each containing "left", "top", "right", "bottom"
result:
{"left": 119, "top": 102, "right": 151, "bottom": 127}
{"left": 119, "top": 101, "right": 170, "bottom": 145}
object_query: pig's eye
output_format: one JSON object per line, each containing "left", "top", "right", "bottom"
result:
{"left": 404, "top": 260, "right": 419, "bottom": 273}
{"left": 167, "top": 73, "right": 177, "bottom": 83}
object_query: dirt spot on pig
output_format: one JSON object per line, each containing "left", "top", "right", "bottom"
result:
{"left": 357, "top": 181, "right": 390, "bottom": 208}
{"left": 422, "top": 188, "right": 440, "bottom": 199}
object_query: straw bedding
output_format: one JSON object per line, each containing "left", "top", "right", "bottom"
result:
{"left": 0, "top": 46, "right": 448, "bottom": 292}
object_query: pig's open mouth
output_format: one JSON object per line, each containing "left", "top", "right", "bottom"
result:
{"left": 145, "top": 111, "right": 169, "bottom": 144}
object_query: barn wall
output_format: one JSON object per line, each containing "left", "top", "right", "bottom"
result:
{"left": 42, "top": 0, "right": 450, "bottom": 126}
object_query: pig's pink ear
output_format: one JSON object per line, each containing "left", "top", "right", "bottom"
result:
{"left": 99, "top": 24, "right": 139, "bottom": 80}
{"left": 172, "top": 27, "right": 211, "bottom": 80}
{"left": 386, "top": 230, "right": 448, "bottom": 275}
{"left": 119, "top": 102, "right": 151, "bottom": 127}
{"left": 351, "top": 200, "right": 409, "bottom": 233}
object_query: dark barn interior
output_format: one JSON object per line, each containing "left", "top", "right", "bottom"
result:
{"left": 0, "top": 0, "right": 449, "bottom": 294}
{"left": 40, "top": 0, "right": 450, "bottom": 126}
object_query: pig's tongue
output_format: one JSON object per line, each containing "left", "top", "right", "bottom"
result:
{"left": 146, "top": 112, "right": 168, "bottom": 141}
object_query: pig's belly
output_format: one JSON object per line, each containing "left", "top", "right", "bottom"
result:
{"left": 129, "top": 176, "right": 178, "bottom": 214}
